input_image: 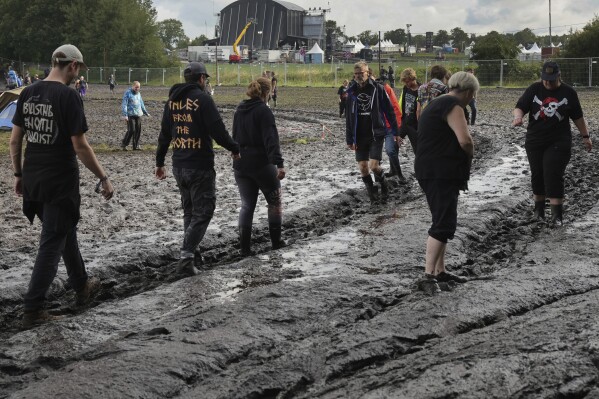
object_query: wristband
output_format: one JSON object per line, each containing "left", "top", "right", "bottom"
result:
{"left": 14, "top": 172, "right": 22, "bottom": 177}
{"left": 582, "top": 135, "right": 590, "bottom": 139}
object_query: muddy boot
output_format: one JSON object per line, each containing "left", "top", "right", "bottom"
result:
{"left": 533, "top": 200, "right": 545, "bottom": 220}
{"left": 436, "top": 271, "right": 468, "bottom": 284}
{"left": 75, "top": 277, "right": 101, "bottom": 307}
{"left": 177, "top": 257, "right": 199, "bottom": 276}
{"left": 240, "top": 227, "right": 255, "bottom": 257}
{"left": 418, "top": 274, "right": 441, "bottom": 296}
{"left": 384, "top": 161, "right": 397, "bottom": 178}
{"left": 362, "top": 175, "right": 379, "bottom": 203}
{"left": 550, "top": 204, "right": 563, "bottom": 226}
{"left": 374, "top": 172, "right": 389, "bottom": 201}
{"left": 194, "top": 248, "right": 205, "bottom": 268}
{"left": 269, "top": 224, "right": 287, "bottom": 250}
{"left": 22, "top": 309, "right": 63, "bottom": 329}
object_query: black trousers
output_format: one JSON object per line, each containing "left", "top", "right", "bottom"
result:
{"left": 24, "top": 202, "right": 88, "bottom": 311}
{"left": 525, "top": 139, "right": 571, "bottom": 198}
{"left": 418, "top": 179, "right": 461, "bottom": 243}
{"left": 122, "top": 116, "right": 142, "bottom": 149}
{"left": 234, "top": 164, "right": 282, "bottom": 229}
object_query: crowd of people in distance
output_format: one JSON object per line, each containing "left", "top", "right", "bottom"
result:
{"left": 7, "top": 43, "right": 593, "bottom": 328}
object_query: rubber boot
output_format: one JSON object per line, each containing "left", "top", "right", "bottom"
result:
{"left": 550, "top": 204, "right": 563, "bottom": 226}
{"left": 269, "top": 224, "right": 287, "bottom": 250}
{"left": 374, "top": 172, "right": 389, "bottom": 201}
{"left": 239, "top": 227, "right": 254, "bottom": 256}
{"left": 533, "top": 200, "right": 545, "bottom": 220}
{"left": 361, "top": 175, "right": 378, "bottom": 203}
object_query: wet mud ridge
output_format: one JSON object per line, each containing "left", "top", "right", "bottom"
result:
{"left": 1, "top": 87, "right": 599, "bottom": 398}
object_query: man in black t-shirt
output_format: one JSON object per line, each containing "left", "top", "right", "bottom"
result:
{"left": 10, "top": 44, "right": 114, "bottom": 328}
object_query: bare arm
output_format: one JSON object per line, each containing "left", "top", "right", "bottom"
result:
{"left": 416, "top": 101, "right": 422, "bottom": 121}
{"left": 447, "top": 105, "right": 473, "bottom": 158}
{"left": 9, "top": 125, "right": 25, "bottom": 195}
{"left": 573, "top": 116, "right": 592, "bottom": 152}
{"left": 71, "top": 134, "right": 114, "bottom": 199}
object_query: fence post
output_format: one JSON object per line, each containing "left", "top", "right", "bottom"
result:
{"left": 145, "top": 69, "right": 149, "bottom": 84}
{"left": 237, "top": 63, "right": 240, "bottom": 85}
{"left": 334, "top": 61, "right": 337, "bottom": 87}
{"left": 128, "top": 68, "right": 132, "bottom": 84}
{"left": 284, "top": 61, "right": 287, "bottom": 85}
{"left": 309, "top": 63, "right": 312, "bottom": 86}
{"left": 499, "top": 60, "right": 504, "bottom": 87}
{"left": 162, "top": 69, "right": 165, "bottom": 86}
{"left": 99, "top": 68, "right": 103, "bottom": 84}
{"left": 589, "top": 57, "right": 596, "bottom": 88}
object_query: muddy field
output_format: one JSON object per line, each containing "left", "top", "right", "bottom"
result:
{"left": 1, "top": 83, "right": 599, "bottom": 398}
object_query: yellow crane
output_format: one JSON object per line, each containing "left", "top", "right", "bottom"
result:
{"left": 229, "top": 19, "right": 256, "bottom": 63}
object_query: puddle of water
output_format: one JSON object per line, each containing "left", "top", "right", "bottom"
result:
{"left": 463, "top": 144, "right": 528, "bottom": 207}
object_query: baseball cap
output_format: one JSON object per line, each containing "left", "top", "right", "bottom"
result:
{"left": 52, "top": 44, "right": 88, "bottom": 70}
{"left": 184, "top": 62, "right": 210, "bottom": 78}
{"left": 541, "top": 61, "right": 560, "bottom": 81}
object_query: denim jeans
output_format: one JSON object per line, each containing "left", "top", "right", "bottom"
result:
{"left": 384, "top": 131, "right": 402, "bottom": 175}
{"left": 172, "top": 167, "right": 216, "bottom": 258}
{"left": 24, "top": 202, "right": 88, "bottom": 311}
{"left": 234, "top": 164, "right": 282, "bottom": 229}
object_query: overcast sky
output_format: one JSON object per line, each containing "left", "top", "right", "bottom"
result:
{"left": 152, "top": 0, "right": 594, "bottom": 40}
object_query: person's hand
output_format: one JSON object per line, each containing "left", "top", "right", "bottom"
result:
{"left": 14, "top": 176, "right": 22, "bottom": 196}
{"left": 276, "top": 167, "right": 286, "bottom": 180}
{"left": 123, "top": 116, "right": 128, "bottom": 123}
{"left": 100, "top": 179, "right": 114, "bottom": 200}
{"left": 155, "top": 166, "right": 167, "bottom": 180}
{"left": 231, "top": 152, "right": 241, "bottom": 160}
{"left": 512, "top": 116, "right": 524, "bottom": 127}
{"left": 583, "top": 136, "right": 592, "bottom": 152}
{"left": 395, "top": 135, "right": 404, "bottom": 145}
{"left": 347, "top": 144, "right": 356, "bottom": 151}
{"left": 145, "top": 113, "right": 151, "bottom": 118}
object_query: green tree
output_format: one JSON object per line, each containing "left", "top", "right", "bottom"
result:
{"left": 190, "top": 35, "right": 210, "bottom": 46}
{"left": 563, "top": 16, "right": 599, "bottom": 57}
{"left": 434, "top": 30, "right": 450, "bottom": 46}
{"left": 384, "top": 29, "right": 406, "bottom": 46}
{"left": 513, "top": 28, "right": 537, "bottom": 46}
{"left": 357, "top": 30, "right": 379, "bottom": 46}
{"left": 471, "top": 31, "right": 519, "bottom": 60}
{"left": 450, "top": 27, "right": 469, "bottom": 51}
{"left": 157, "top": 18, "right": 189, "bottom": 50}
{"left": 413, "top": 34, "right": 425, "bottom": 49}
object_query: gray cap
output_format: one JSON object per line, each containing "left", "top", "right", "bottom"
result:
{"left": 52, "top": 44, "right": 88, "bottom": 70}
{"left": 184, "top": 62, "right": 210, "bottom": 78}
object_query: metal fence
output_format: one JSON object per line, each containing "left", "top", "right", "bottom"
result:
{"left": 12, "top": 57, "right": 599, "bottom": 88}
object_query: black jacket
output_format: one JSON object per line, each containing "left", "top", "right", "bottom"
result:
{"left": 232, "top": 98, "right": 284, "bottom": 170}
{"left": 156, "top": 82, "right": 239, "bottom": 169}
{"left": 345, "top": 78, "right": 399, "bottom": 145}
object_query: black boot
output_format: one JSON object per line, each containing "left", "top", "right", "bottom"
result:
{"left": 239, "top": 227, "right": 254, "bottom": 256}
{"left": 534, "top": 200, "right": 546, "bottom": 220}
{"left": 362, "top": 175, "right": 378, "bottom": 203}
{"left": 269, "top": 224, "right": 287, "bottom": 250}
{"left": 374, "top": 172, "right": 389, "bottom": 201}
{"left": 550, "top": 204, "right": 563, "bottom": 226}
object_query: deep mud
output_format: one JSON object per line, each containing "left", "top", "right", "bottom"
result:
{"left": 1, "top": 84, "right": 599, "bottom": 398}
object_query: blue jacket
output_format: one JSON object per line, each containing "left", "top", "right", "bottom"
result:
{"left": 345, "top": 77, "right": 399, "bottom": 145}
{"left": 121, "top": 88, "right": 148, "bottom": 117}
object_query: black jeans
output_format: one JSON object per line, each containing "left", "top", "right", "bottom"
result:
{"left": 234, "top": 164, "right": 282, "bottom": 229}
{"left": 122, "top": 116, "right": 142, "bottom": 148}
{"left": 24, "top": 202, "right": 88, "bottom": 311}
{"left": 525, "top": 139, "right": 571, "bottom": 198}
{"left": 172, "top": 167, "right": 216, "bottom": 258}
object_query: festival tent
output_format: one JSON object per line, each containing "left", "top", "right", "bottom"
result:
{"left": 0, "top": 86, "right": 23, "bottom": 110}
{"left": 306, "top": 42, "right": 324, "bottom": 64}
{"left": 0, "top": 100, "right": 16, "bottom": 130}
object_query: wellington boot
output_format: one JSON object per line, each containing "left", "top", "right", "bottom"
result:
{"left": 240, "top": 227, "right": 255, "bottom": 257}
{"left": 362, "top": 175, "right": 379, "bottom": 203}
{"left": 177, "top": 257, "right": 199, "bottom": 276}
{"left": 269, "top": 224, "right": 287, "bottom": 250}
{"left": 75, "top": 277, "right": 101, "bottom": 307}
{"left": 533, "top": 200, "right": 545, "bottom": 220}
{"left": 22, "top": 310, "right": 63, "bottom": 329}
{"left": 550, "top": 204, "right": 563, "bottom": 226}
{"left": 375, "top": 173, "right": 389, "bottom": 200}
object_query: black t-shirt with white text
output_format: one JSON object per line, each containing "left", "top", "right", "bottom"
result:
{"left": 12, "top": 81, "right": 88, "bottom": 221}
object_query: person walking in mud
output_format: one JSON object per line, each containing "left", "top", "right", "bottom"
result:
{"left": 369, "top": 67, "right": 407, "bottom": 183}
{"left": 415, "top": 71, "right": 478, "bottom": 295}
{"left": 513, "top": 61, "right": 592, "bottom": 225}
{"left": 155, "top": 62, "right": 240, "bottom": 276}
{"left": 121, "top": 81, "right": 150, "bottom": 151}
{"left": 78, "top": 75, "right": 87, "bottom": 99}
{"left": 416, "top": 65, "right": 449, "bottom": 120}
{"left": 464, "top": 68, "right": 477, "bottom": 125}
{"left": 108, "top": 74, "right": 116, "bottom": 96}
{"left": 268, "top": 71, "right": 278, "bottom": 109}
{"left": 345, "top": 61, "right": 400, "bottom": 203}
{"left": 337, "top": 79, "right": 349, "bottom": 118}
{"left": 398, "top": 67, "right": 421, "bottom": 153}
{"left": 9, "top": 44, "right": 113, "bottom": 328}
{"left": 232, "top": 77, "right": 286, "bottom": 256}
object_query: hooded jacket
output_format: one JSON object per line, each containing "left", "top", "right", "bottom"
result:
{"left": 156, "top": 82, "right": 239, "bottom": 170}
{"left": 345, "top": 77, "right": 399, "bottom": 145}
{"left": 232, "top": 97, "right": 284, "bottom": 170}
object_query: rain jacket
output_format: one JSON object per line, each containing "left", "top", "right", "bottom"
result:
{"left": 121, "top": 87, "right": 148, "bottom": 117}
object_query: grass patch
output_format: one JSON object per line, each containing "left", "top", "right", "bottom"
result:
{"left": 0, "top": 131, "right": 10, "bottom": 155}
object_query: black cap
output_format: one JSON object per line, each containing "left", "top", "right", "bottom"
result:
{"left": 184, "top": 62, "right": 210, "bottom": 78}
{"left": 541, "top": 61, "right": 560, "bottom": 81}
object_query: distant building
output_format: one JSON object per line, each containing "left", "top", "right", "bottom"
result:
{"left": 217, "top": 0, "right": 327, "bottom": 51}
